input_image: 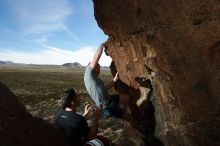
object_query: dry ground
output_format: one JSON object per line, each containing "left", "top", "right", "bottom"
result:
{"left": 0, "top": 65, "right": 123, "bottom": 142}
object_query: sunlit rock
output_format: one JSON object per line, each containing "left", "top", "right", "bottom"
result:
{"left": 93, "top": 0, "right": 220, "bottom": 145}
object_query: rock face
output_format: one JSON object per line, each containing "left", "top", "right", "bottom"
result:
{"left": 93, "top": 0, "right": 220, "bottom": 146}
{"left": 0, "top": 82, "right": 70, "bottom": 146}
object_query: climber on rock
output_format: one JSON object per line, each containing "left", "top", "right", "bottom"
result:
{"left": 54, "top": 88, "right": 110, "bottom": 146}
{"left": 84, "top": 43, "right": 130, "bottom": 118}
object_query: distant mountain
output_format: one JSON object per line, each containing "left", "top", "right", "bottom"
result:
{"left": 62, "top": 62, "right": 84, "bottom": 68}
{"left": 0, "top": 61, "right": 15, "bottom": 65}
{"left": 0, "top": 60, "right": 110, "bottom": 70}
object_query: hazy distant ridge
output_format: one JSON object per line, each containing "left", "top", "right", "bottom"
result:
{"left": 0, "top": 60, "right": 109, "bottom": 70}
{"left": 0, "top": 61, "right": 14, "bottom": 65}
{"left": 62, "top": 62, "right": 84, "bottom": 68}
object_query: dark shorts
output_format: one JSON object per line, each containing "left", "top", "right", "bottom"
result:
{"left": 102, "top": 94, "right": 124, "bottom": 118}
{"left": 107, "top": 94, "right": 120, "bottom": 106}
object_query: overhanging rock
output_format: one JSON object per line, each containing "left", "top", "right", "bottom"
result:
{"left": 93, "top": 0, "right": 220, "bottom": 145}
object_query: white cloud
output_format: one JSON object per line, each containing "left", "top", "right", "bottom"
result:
{"left": 62, "top": 26, "right": 86, "bottom": 47}
{"left": 7, "top": 0, "right": 81, "bottom": 45}
{"left": 10, "top": 0, "right": 72, "bottom": 34}
{"left": 1, "top": 1, "right": 110, "bottom": 66}
{"left": 7, "top": 0, "right": 89, "bottom": 48}
{"left": 0, "top": 47, "right": 112, "bottom": 66}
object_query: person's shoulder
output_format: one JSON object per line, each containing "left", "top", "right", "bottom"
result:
{"left": 62, "top": 112, "right": 84, "bottom": 122}
{"left": 73, "top": 113, "right": 88, "bottom": 125}
{"left": 71, "top": 112, "right": 84, "bottom": 120}
{"left": 85, "top": 64, "right": 92, "bottom": 70}
{"left": 57, "top": 110, "right": 78, "bottom": 117}
{"left": 56, "top": 109, "right": 64, "bottom": 115}
{"left": 54, "top": 109, "right": 67, "bottom": 122}
{"left": 73, "top": 112, "right": 86, "bottom": 120}
{"left": 75, "top": 112, "right": 83, "bottom": 117}
{"left": 56, "top": 109, "right": 70, "bottom": 118}
{"left": 84, "top": 64, "right": 93, "bottom": 76}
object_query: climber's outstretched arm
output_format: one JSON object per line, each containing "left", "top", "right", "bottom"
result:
{"left": 90, "top": 43, "right": 104, "bottom": 69}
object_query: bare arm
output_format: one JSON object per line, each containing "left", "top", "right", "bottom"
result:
{"left": 105, "top": 72, "right": 119, "bottom": 90}
{"left": 83, "top": 104, "right": 91, "bottom": 119}
{"left": 90, "top": 43, "right": 104, "bottom": 69}
{"left": 88, "top": 107, "right": 100, "bottom": 139}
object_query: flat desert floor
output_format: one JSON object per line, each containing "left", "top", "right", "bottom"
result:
{"left": 0, "top": 65, "right": 123, "bottom": 141}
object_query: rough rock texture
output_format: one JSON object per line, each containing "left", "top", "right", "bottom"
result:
{"left": 93, "top": 0, "right": 220, "bottom": 146}
{"left": 0, "top": 82, "right": 70, "bottom": 146}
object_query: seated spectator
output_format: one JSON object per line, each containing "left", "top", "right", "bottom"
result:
{"left": 54, "top": 88, "right": 110, "bottom": 146}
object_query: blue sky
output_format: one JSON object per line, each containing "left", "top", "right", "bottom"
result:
{"left": 0, "top": 0, "right": 111, "bottom": 66}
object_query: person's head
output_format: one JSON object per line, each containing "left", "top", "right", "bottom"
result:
{"left": 94, "top": 63, "right": 100, "bottom": 76}
{"left": 61, "top": 88, "right": 80, "bottom": 109}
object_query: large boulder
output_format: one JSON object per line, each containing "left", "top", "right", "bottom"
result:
{"left": 93, "top": 0, "right": 220, "bottom": 146}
